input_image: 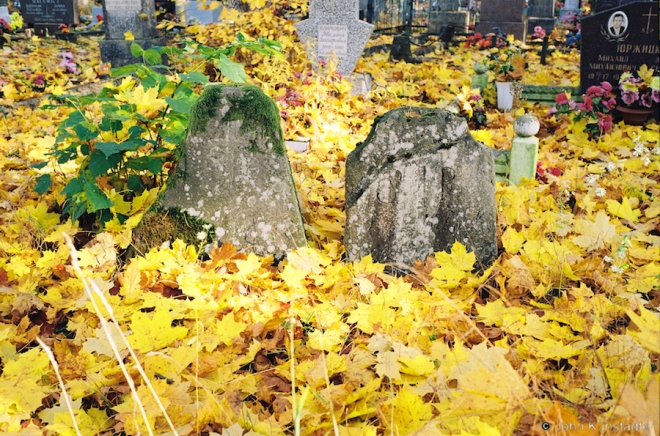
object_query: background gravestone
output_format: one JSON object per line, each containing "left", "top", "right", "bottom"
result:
{"left": 344, "top": 107, "right": 498, "bottom": 268}
{"left": 475, "top": 0, "right": 527, "bottom": 40}
{"left": 161, "top": 84, "right": 307, "bottom": 256}
{"left": 100, "top": 0, "right": 166, "bottom": 67}
{"left": 429, "top": 0, "right": 469, "bottom": 34}
{"left": 295, "top": 0, "right": 374, "bottom": 76}
{"left": 21, "top": 0, "right": 78, "bottom": 35}
{"left": 0, "top": 1, "right": 10, "bottom": 25}
{"left": 559, "top": 0, "right": 580, "bottom": 20}
{"left": 580, "top": 1, "right": 659, "bottom": 94}
{"left": 527, "top": 0, "right": 555, "bottom": 34}
{"left": 594, "top": 0, "right": 646, "bottom": 13}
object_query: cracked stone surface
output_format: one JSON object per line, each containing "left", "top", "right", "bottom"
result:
{"left": 344, "top": 107, "right": 497, "bottom": 267}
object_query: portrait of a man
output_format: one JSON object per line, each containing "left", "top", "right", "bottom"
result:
{"left": 608, "top": 11, "right": 628, "bottom": 37}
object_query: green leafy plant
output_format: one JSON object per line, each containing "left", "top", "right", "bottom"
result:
{"left": 33, "top": 35, "right": 282, "bottom": 229}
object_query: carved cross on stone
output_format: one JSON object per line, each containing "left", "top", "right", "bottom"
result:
{"left": 295, "top": 0, "right": 374, "bottom": 76}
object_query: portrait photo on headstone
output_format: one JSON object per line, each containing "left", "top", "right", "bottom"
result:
{"left": 607, "top": 11, "right": 628, "bottom": 37}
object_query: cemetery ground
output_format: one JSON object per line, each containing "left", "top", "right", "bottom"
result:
{"left": 0, "top": 6, "right": 659, "bottom": 436}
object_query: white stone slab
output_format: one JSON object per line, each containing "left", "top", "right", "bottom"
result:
{"left": 295, "top": 0, "right": 374, "bottom": 76}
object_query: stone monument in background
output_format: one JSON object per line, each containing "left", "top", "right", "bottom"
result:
{"left": 475, "top": 0, "right": 527, "bottom": 40}
{"left": 429, "top": 0, "right": 469, "bottom": 34}
{"left": 21, "top": 0, "right": 78, "bottom": 35}
{"left": 527, "top": 0, "right": 555, "bottom": 34}
{"left": 295, "top": 0, "right": 374, "bottom": 76}
{"left": 559, "top": 0, "right": 580, "bottom": 21}
{"left": 100, "top": 0, "right": 166, "bottom": 67}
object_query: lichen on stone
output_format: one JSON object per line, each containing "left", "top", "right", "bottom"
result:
{"left": 187, "top": 83, "right": 285, "bottom": 156}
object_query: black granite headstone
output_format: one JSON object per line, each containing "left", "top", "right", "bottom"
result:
{"left": 580, "top": 1, "right": 659, "bottom": 94}
{"left": 21, "top": 0, "right": 78, "bottom": 34}
{"left": 594, "top": 0, "right": 646, "bottom": 13}
{"left": 475, "top": 0, "right": 528, "bottom": 40}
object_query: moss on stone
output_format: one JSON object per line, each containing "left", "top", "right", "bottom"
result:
{"left": 187, "top": 83, "right": 285, "bottom": 156}
{"left": 131, "top": 206, "right": 214, "bottom": 256}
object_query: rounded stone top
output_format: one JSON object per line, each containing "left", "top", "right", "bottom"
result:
{"left": 514, "top": 114, "right": 540, "bottom": 137}
{"left": 473, "top": 61, "right": 488, "bottom": 74}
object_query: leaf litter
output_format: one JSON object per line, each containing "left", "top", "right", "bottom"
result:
{"left": 0, "top": 4, "right": 658, "bottom": 435}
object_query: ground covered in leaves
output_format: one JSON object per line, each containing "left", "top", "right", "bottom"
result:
{"left": 0, "top": 5, "right": 659, "bottom": 436}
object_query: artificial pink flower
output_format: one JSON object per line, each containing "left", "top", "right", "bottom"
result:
{"left": 602, "top": 97, "right": 617, "bottom": 110}
{"left": 652, "top": 89, "right": 660, "bottom": 104}
{"left": 555, "top": 92, "right": 571, "bottom": 105}
{"left": 621, "top": 90, "right": 639, "bottom": 105}
{"left": 533, "top": 26, "right": 546, "bottom": 38}
{"left": 578, "top": 96, "right": 594, "bottom": 112}
{"left": 586, "top": 85, "right": 605, "bottom": 97}
{"left": 640, "top": 93, "right": 653, "bottom": 107}
{"left": 597, "top": 113, "right": 613, "bottom": 133}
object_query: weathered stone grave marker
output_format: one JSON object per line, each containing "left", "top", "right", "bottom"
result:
{"left": 429, "top": 0, "right": 469, "bottom": 34}
{"left": 344, "top": 108, "right": 498, "bottom": 268}
{"left": 559, "top": 0, "right": 579, "bottom": 21}
{"left": 161, "top": 84, "right": 307, "bottom": 256}
{"left": 475, "top": 0, "right": 527, "bottom": 40}
{"left": 100, "top": 0, "right": 165, "bottom": 67}
{"left": 580, "top": 1, "right": 659, "bottom": 94}
{"left": 21, "top": 0, "right": 78, "bottom": 35}
{"left": 295, "top": 0, "right": 374, "bottom": 77}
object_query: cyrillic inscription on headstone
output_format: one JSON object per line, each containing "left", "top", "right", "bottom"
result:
{"left": 105, "top": 0, "right": 141, "bottom": 11}
{"left": 21, "top": 0, "right": 75, "bottom": 24}
{"left": 318, "top": 25, "right": 348, "bottom": 57}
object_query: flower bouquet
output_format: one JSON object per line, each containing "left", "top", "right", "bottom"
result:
{"left": 617, "top": 65, "right": 659, "bottom": 125}
{"left": 619, "top": 65, "right": 659, "bottom": 108}
{"left": 487, "top": 43, "right": 526, "bottom": 82}
{"left": 548, "top": 81, "right": 617, "bottom": 138}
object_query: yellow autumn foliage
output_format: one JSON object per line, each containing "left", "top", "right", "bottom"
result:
{"left": 0, "top": 3, "right": 658, "bottom": 435}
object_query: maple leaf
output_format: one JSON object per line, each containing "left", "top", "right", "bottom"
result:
{"left": 375, "top": 351, "right": 402, "bottom": 380}
{"left": 571, "top": 210, "right": 617, "bottom": 251}
{"left": 307, "top": 328, "right": 345, "bottom": 352}
{"left": 0, "top": 347, "right": 53, "bottom": 413}
{"left": 381, "top": 388, "right": 433, "bottom": 434}
{"left": 127, "top": 307, "right": 188, "bottom": 352}
{"left": 625, "top": 307, "right": 660, "bottom": 354}
{"left": 606, "top": 197, "right": 642, "bottom": 222}
{"left": 449, "top": 342, "right": 529, "bottom": 401}
{"left": 215, "top": 313, "right": 248, "bottom": 346}
{"left": 40, "top": 399, "right": 112, "bottom": 435}
{"left": 115, "top": 84, "right": 168, "bottom": 119}
{"left": 82, "top": 324, "right": 128, "bottom": 357}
